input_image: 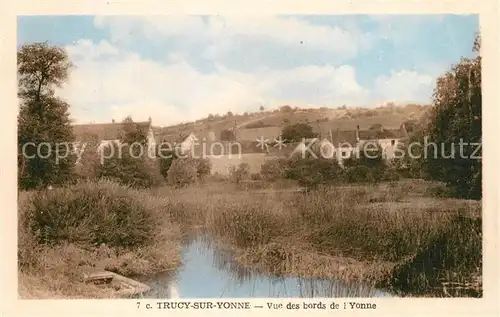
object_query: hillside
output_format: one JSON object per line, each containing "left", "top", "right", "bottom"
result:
{"left": 156, "top": 104, "right": 432, "bottom": 142}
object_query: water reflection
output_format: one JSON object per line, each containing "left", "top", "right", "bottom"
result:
{"left": 138, "top": 236, "right": 393, "bottom": 298}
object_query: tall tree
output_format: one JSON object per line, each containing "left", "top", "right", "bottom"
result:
{"left": 281, "top": 123, "right": 317, "bottom": 143}
{"left": 423, "top": 34, "right": 482, "bottom": 199}
{"left": 98, "top": 117, "right": 162, "bottom": 188}
{"left": 17, "top": 42, "right": 76, "bottom": 189}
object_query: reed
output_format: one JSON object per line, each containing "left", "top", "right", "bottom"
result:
{"left": 158, "top": 179, "right": 482, "bottom": 296}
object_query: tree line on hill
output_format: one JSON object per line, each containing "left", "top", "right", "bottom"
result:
{"left": 17, "top": 35, "right": 482, "bottom": 200}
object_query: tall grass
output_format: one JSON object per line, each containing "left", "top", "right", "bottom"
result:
{"left": 155, "top": 179, "right": 482, "bottom": 296}
{"left": 18, "top": 179, "right": 182, "bottom": 298}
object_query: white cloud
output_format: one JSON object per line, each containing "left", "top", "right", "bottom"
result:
{"left": 94, "top": 15, "right": 370, "bottom": 70}
{"left": 374, "top": 70, "right": 435, "bottom": 104}
{"left": 66, "top": 39, "right": 119, "bottom": 60}
{"left": 203, "top": 16, "right": 365, "bottom": 60}
{"left": 58, "top": 40, "right": 270, "bottom": 125}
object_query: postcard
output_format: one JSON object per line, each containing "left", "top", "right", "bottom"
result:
{"left": 2, "top": 1, "right": 499, "bottom": 316}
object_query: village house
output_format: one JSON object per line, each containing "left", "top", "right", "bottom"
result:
{"left": 72, "top": 117, "right": 157, "bottom": 158}
{"left": 287, "top": 123, "right": 409, "bottom": 166}
{"left": 151, "top": 121, "right": 409, "bottom": 175}
{"left": 162, "top": 131, "right": 270, "bottom": 175}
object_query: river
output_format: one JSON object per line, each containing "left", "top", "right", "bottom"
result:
{"left": 136, "top": 235, "right": 393, "bottom": 298}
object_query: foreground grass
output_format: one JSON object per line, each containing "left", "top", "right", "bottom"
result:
{"left": 155, "top": 179, "right": 482, "bottom": 297}
{"left": 18, "top": 180, "right": 182, "bottom": 299}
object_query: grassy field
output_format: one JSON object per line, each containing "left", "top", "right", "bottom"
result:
{"left": 153, "top": 178, "right": 482, "bottom": 297}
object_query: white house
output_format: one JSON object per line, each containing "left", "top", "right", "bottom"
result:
{"left": 72, "top": 117, "right": 157, "bottom": 159}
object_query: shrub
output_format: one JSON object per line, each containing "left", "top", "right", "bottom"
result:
{"left": 380, "top": 168, "right": 402, "bottom": 182}
{"left": 95, "top": 117, "right": 164, "bottom": 188}
{"left": 260, "top": 159, "right": 286, "bottom": 181}
{"left": 343, "top": 165, "right": 374, "bottom": 183}
{"left": 157, "top": 145, "right": 177, "bottom": 179}
{"left": 424, "top": 182, "right": 452, "bottom": 198}
{"left": 281, "top": 123, "right": 317, "bottom": 143}
{"left": 96, "top": 143, "right": 163, "bottom": 189}
{"left": 167, "top": 158, "right": 199, "bottom": 187}
{"left": 286, "top": 157, "right": 342, "bottom": 189}
{"left": 220, "top": 129, "right": 236, "bottom": 141}
{"left": 196, "top": 158, "right": 212, "bottom": 179}
{"left": 229, "top": 162, "right": 250, "bottom": 183}
{"left": 358, "top": 141, "right": 385, "bottom": 169}
{"left": 19, "top": 180, "right": 158, "bottom": 249}
{"left": 250, "top": 173, "right": 262, "bottom": 180}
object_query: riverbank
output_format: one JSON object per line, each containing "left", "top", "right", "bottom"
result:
{"left": 18, "top": 180, "right": 183, "bottom": 299}
{"left": 18, "top": 178, "right": 482, "bottom": 298}
{"left": 154, "top": 179, "right": 482, "bottom": 297}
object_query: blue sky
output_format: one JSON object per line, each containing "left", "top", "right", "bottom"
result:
{"left": 17, "top": 15, "right": 479, "bottom": 126}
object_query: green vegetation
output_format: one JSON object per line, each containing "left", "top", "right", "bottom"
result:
{"left": 281, "top": 123, "right": 317, "bottom": 142}
{"left": 155, "top": 180, "right": 481, "bottom": 297}
{"left": 259, "top": 145, "right": 402, "bottom": 190}
{"left": 229, "top": 162, "right": 251, "bottom": 183}
{"left": 18, "top": 180, "right": 182, "bottom": 298}
{"left": 416, "top": 34, "right": 482, "bottom": 200}
{"left": 18, "top": 42, "right": 76, "bottom": 189}
{"left": 97, "top": 117, "right": 163, "bottom": 189}
{"left": 166, "top": 157, "right": 212, "bottom": 187}
{"left": 157, "top": 145, "right": 177, "bottom": 179}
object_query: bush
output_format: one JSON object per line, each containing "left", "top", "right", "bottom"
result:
{"left": 250, "top": 173, "right": 262, "bottom": 180}
{"left": 424, "top": 182, "right": 452, "bottom": 198}
{"left": 286, "top": 158, "right": 342, "bottom": 189}
{"left": 229, "top": 163, "right": 250, "bottom": 183}
{"left": 260, "top": 159, "right": 286, "bottom": 181}
{"left": 19, "top": 180, "right": 158, "bottom": 249}
{"left": 95, "top": 117, "right": 164, "bottom": 189}
{"left": 157, "top": 146, "right": 177, "bottom": 179}
{"left": 196, "top": 158, "right": 212, "bottom": 180}
{"left": 165, "top": 157, "right": 211, "bottom": 187}
{"left": 281, "top": 123, "right": 317, "bottom": 143}
{"left": 97, "top": 143, "right": 163, "bottom": 189}
{"left": 167, "top": 158, "right": 199, "bottom": 187}
{"left": 380, "top": 168, "right": 402, "bottom": 182}
{"left": 343, "top": 165, "right": 374, "bottom": 183}
{"left": 220, "top": 129, "right": 236, "bottom": 141}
